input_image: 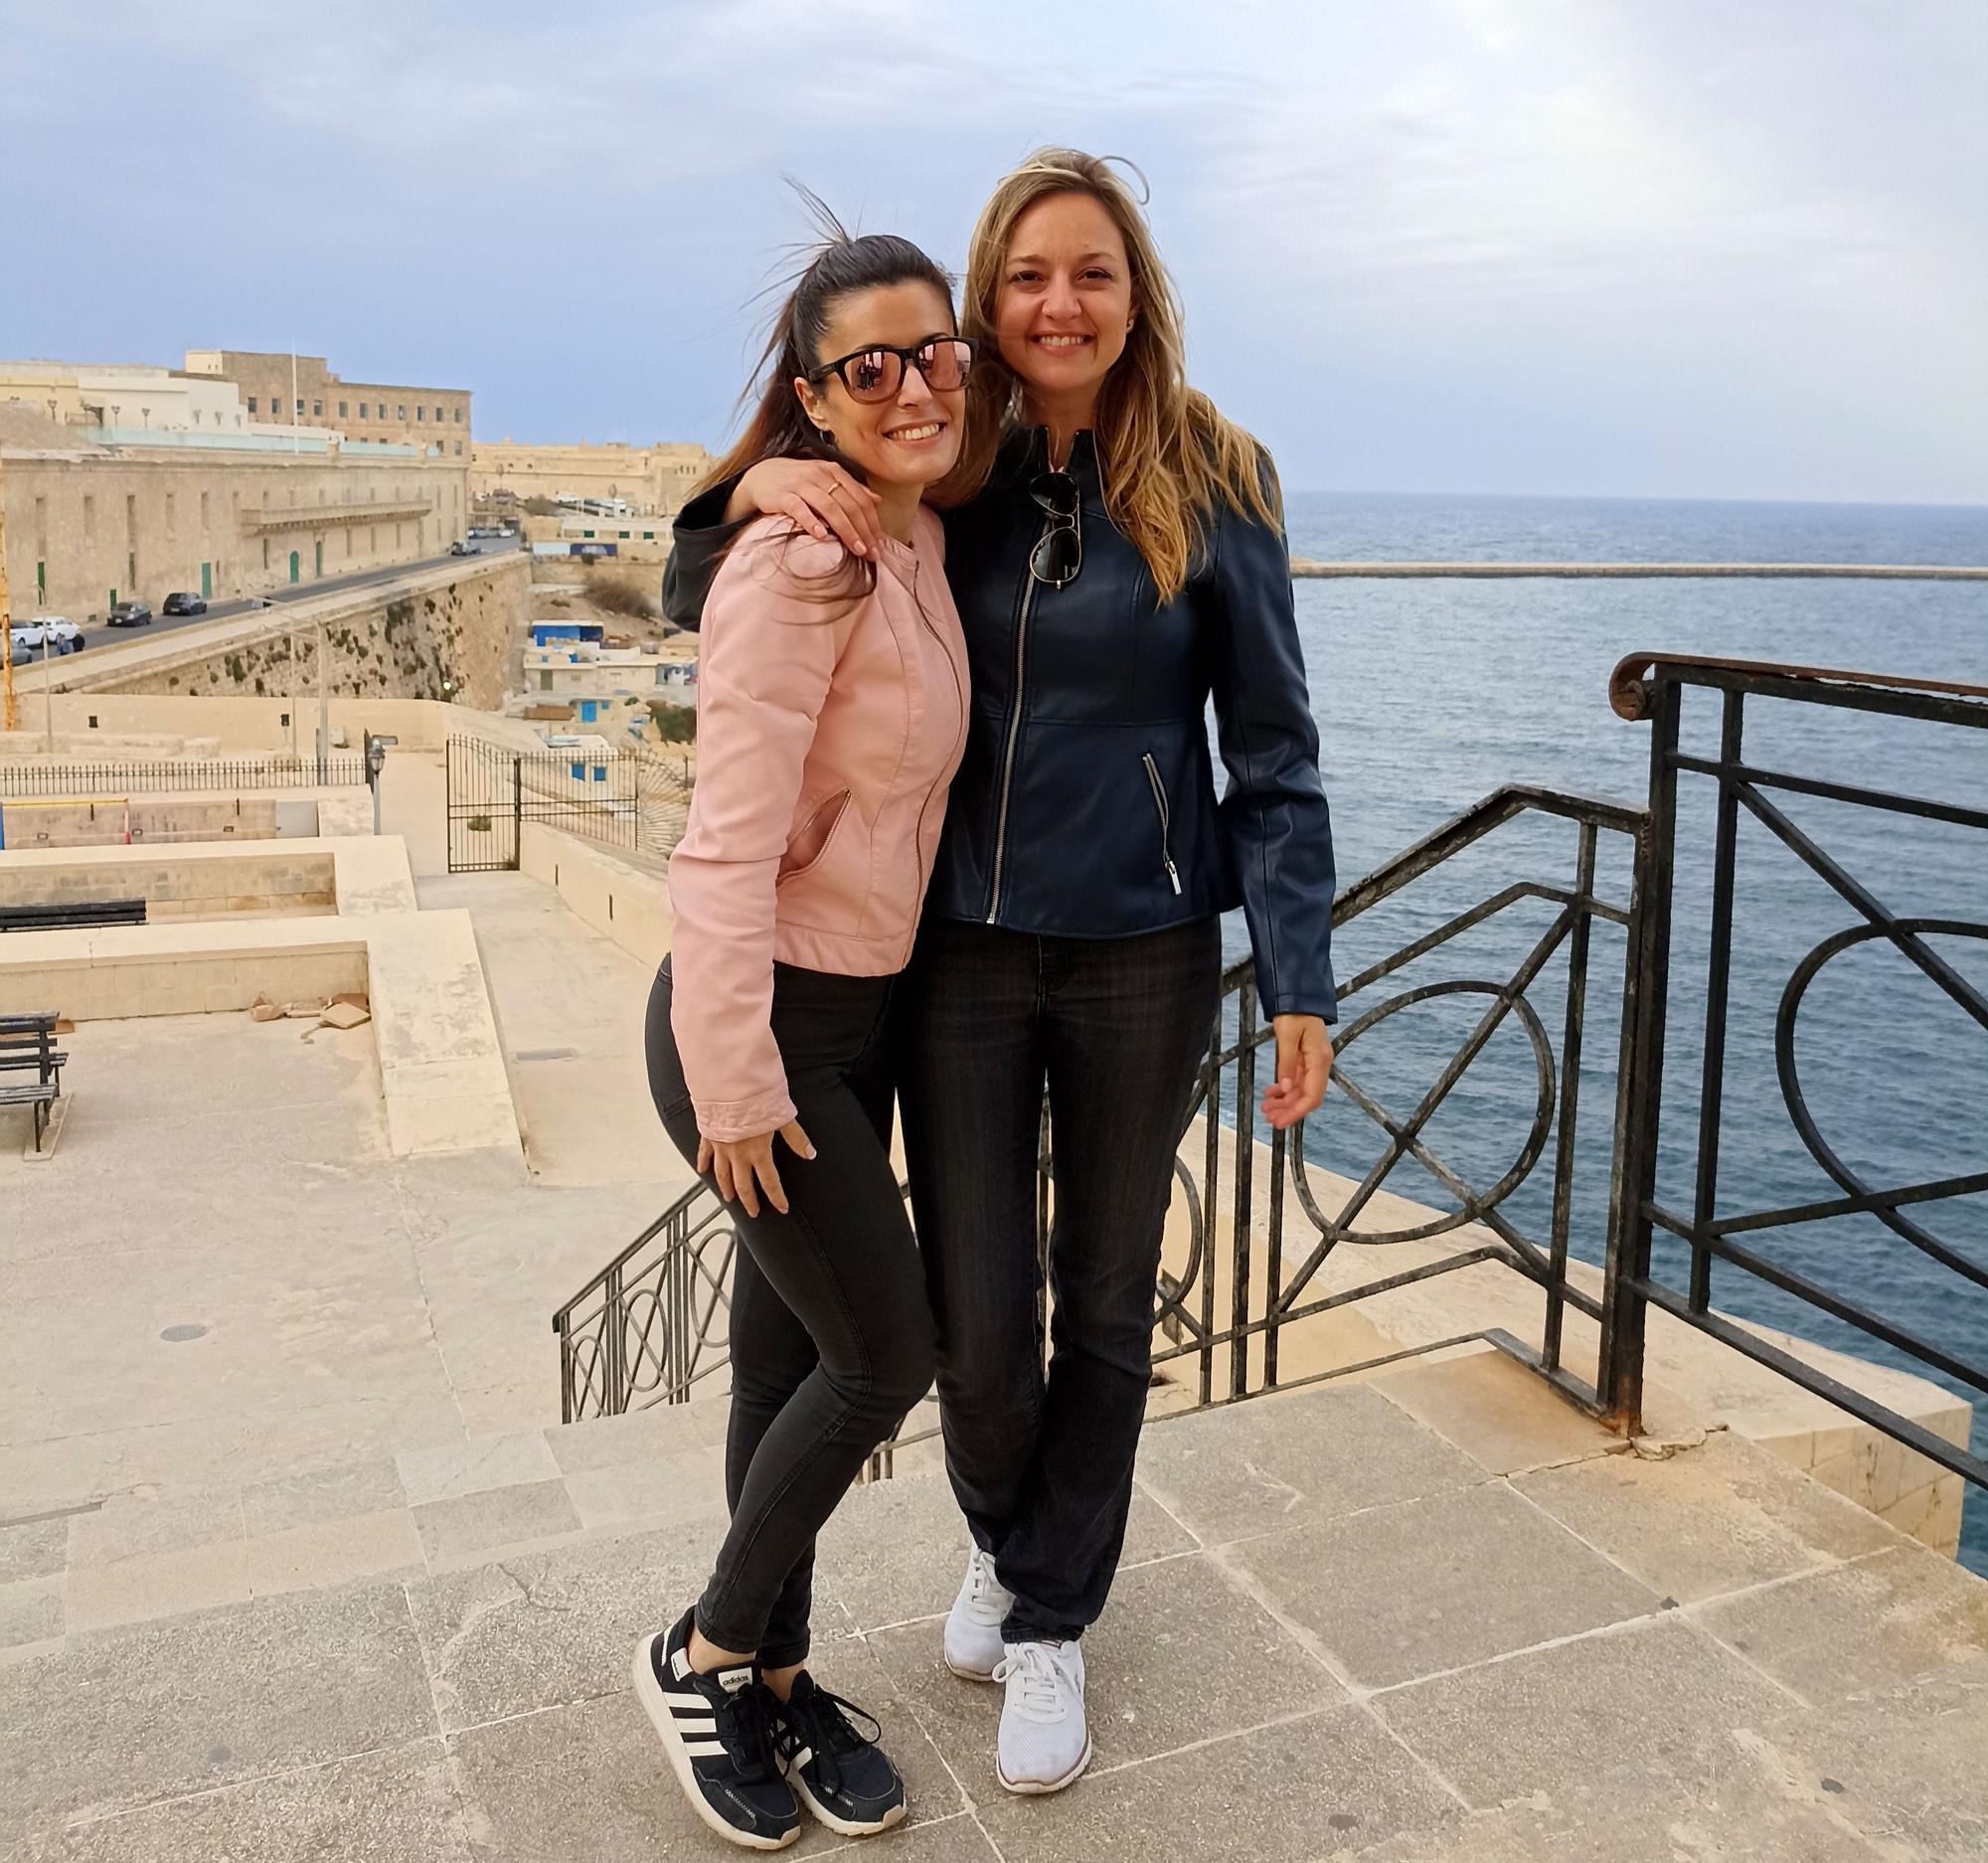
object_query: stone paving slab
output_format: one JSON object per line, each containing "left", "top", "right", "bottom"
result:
{"left": 0, "top": 1517, "right": 69, "bottom": 1585}
{"left": 866, "top": 1552, "right": 1347, "bottom": 1787}
{"left": 23, "top": 1739, "right": 471, "bottom": 1863}
{"left": 971, "top": 1705, "right": 1460, "bottom": 1863}
{"left": 1757, "top": 1657, "right": 1988, "bottom": 1859}
{"left": 1694, "top": 1542, "right": 1988, "bottom": 1701}
{"left": 1370, "top": 1615, "right": 1796, "bottom": 1811}
{"left": 406, "top": 1524, "right": 714, "bottom": 1732}
{"left": 1132, "top": 1383, "right": 1486, "bottom": 1545}
{"left": 1368, "top": 1344, "right": 1630, "bottom": 1475}
{"left": 398, "top": 1428, "right": 564, "bottom": 1506}
{"left": 0, "top": 1580, "right": 436, "bottom": 1842}
{"left": 1516, "top": 1429, "right": 1905, "bottom": 1605}
{"left": 411, "top": 1476, "right": 584, "bottom": 1568}
{"left": 1227, "top": 1477, "right": 1661, "bottom": 1689}
{"left": 240, "top": 1453, "right": 408, "bottom": 1534}
{"left": 816, "top": 1461, "right": 1198, "bottom": 1635}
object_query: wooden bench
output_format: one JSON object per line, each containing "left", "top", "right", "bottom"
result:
{"left": 0, "top": 899, "right": 147, "bottom": 933}
{"left": 0, "top": 1013, "right": 65, "bottom": 1152}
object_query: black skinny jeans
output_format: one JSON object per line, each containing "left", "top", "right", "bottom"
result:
{"left": 646, "top": 957, "right": 936, "bottom": 1668}
{"left": 899, "top": 915, "right": 1222, "bottom": 1643}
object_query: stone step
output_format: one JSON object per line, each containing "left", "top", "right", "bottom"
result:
{"left": 5, "top": 1370, "right": 1984, "bottom": 1861}
{"left": 0, "top": 1392, "right": 959, "bottom": 1650}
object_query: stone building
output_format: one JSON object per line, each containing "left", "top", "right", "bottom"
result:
{"left": 469, "top": 438, "right": 713, "bottom": 516}
{"left": 182, "top": 351, "right": 472, "bottom": 457}
{"left": 1, "top": 401, "right": 470, "bottom": 624}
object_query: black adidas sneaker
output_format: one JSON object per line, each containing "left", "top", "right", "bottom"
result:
{"left": 632, "top": 1609, "right": 800, "bottom": 1851}
{"left": 773, "top": 1671, "right": 908, "bottom": 1837}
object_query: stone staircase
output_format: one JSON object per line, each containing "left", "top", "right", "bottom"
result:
{"left": 4, "top": 1352, "right": 1986, "bottom": 1860}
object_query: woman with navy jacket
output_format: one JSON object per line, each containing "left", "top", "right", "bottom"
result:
{"left": 665, "top": 148, "right": 1338, "bottom": 1798}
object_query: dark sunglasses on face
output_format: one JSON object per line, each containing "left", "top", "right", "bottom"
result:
{"left": 811, "top": 335, "right": 976, "bottom": 405}
{"left": 1029, "top": 469, "right": 1081, "bottom": 589}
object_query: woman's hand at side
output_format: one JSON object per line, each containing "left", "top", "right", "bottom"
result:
{"left": 727, "top": 459, "right": 885, "bottom": 559}
{"left": 697, "top": 1120, "right": 818, "bottom": 1218}
{"left": 1261, "top": 1014, "right": 1333, "bottom": 1130}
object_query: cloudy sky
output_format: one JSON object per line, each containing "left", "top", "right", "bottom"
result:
{"left": 3, "top": 0, "right": 1982, "bottom": 503}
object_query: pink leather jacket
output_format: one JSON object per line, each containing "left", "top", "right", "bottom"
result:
{"left": 668, "top": 509, "right": 968, "bottom": 1141}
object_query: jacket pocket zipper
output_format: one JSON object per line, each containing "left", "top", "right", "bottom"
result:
{"left": 1142, "top": 754, "right": 1183, "bottom": 895}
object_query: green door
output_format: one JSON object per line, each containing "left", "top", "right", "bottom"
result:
{"left": 289, "top": 550, "right": 300, "bottom": 584}
{"left": 200, "top": 561, "right": 212, "bottom": 599}
{"left": 314, "top": 539, "right": 324, "bottom": 578}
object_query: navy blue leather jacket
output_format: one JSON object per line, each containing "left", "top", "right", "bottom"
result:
{"left": 663, "top": 427, "right": 1337, "bottom": 1020}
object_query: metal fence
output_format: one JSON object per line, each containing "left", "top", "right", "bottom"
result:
{"left": 1604, "top": 653, "right": 1988, "bottom": 1489}
{"left": 444, "top": 736, "right": 692, "bottom": 873}
{"left": 555, "top": 780, "right": 1648, "bottom": 1437}
{"left": 0, "top": 756, "right": 366, "bottom": 796}
{"left": 556, "top": 655, "right": 1988, "bottom": 1516}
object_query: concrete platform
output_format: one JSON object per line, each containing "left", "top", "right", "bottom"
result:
{"left": 2, "top": 1371, "right": 1982, "bottom": 1859}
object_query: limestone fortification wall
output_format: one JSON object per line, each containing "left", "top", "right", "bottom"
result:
{"left": 27, "top": 556, "right": 528, "bottom": 712}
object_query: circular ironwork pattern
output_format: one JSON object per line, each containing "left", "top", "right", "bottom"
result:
{"left": 1289, "top": 978, "right": 1558, "bottom": 1248}
{"left": 1776, "top": 916, "right": 1988, "bottom": 1289}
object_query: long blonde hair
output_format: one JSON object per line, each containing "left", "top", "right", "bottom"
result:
{"left": 937, "top": 147, "right": 1280, "bottom": 600}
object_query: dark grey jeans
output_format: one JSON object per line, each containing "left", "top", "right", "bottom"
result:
{"left": 898, "top": 915, "right": 1222, "bottom": 1642}
{"left": 646, "top": 956, "right": 936, "bottom": 1667}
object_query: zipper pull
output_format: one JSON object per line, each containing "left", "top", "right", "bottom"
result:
{"left": 1164, "top": 857, "right": 1182, "bottom": 896}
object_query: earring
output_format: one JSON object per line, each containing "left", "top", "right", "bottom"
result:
{"left": 815, "top": 426, "right": 834, "bottom": 445}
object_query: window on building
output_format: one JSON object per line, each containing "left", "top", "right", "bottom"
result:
{"left": 166, "top": 493, "right": 176, "bottom": 536}
{"left": 417, "top": 407, "right": 425, "bottom": 422}
{"left": 360, "top": 402, "right": 369, "bottom": 419}
{"left": 541, "top": 671, "right": 553, "bottom": 692}
{"left": 312, "top": 400, "right": 323, "bottom": 418}
{"left": 398, "top": 404, "right": 408, "bottom": 421}
{"left": 454, "top": 441, "right": 462, "bottom": 455}
{"left": 126, "top": 494, "right": 137, "bottom": 540}
{"left": 434, "top": 406, "right": 443, "bottom": 423}
{"left": 296, "top": 399, "right": 304, "bottom": 416}
{"left": 248, "top": 396, "right": 258, "bottom": 414}
{"left": 453, "top": 408, "right": 462, "bottom": 423}
{"left": 83, "top": 494, "right": 95, "bottom": 538}
{"left": 338, "top": 401, "right": 348, "bottom": 418}
{"left": 201, "top": 491, "right": 210, "bottom": 529}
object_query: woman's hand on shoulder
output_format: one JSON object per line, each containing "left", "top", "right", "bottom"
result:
{"left": 729, "top": 460, "right": 884, "bottom": 560}
{"left": 697, "top": 1119, "right": 817, "bottom": 1217}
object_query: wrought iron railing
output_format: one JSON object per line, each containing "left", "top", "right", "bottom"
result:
{"left": 555, "top": 781, "right": 1648, "bottom": 1437}
{"left": 556, "top": 656, "right": 1987, "bottom": 1520}
{"left": 1603, "top": 653, "right": 1988, "bottom": 1489}
{"left": 0, "top": 756, "right": 366, "bottom": 795}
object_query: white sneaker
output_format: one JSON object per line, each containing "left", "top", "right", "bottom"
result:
{"left": 943, "top": 1547, "right": 1012, "bottom": 1682}
{"left": 993, "top": 1639, "right": 1091, "bottom": 1794}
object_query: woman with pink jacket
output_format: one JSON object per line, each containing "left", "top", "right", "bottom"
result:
{"left": 632, "top": 228, "right": 972, "bottom": 1851}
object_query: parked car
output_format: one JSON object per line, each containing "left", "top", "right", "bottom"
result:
{"left": 448, "top": 539, "right": 476, "bottom": 557}
{"left": 9, "top": 616, "right": 83, "bottom": 654}
{"left": 107, "top": 600, "right": 154, "bottom": 628}
{"left": 161, "top": 592, "right": 207, "bottom": 616}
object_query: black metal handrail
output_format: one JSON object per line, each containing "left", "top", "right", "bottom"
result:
{"left": 1604, "top": 652, "right": 1988, "bottom": 1490}
{"left": 556, "top": 781, "right": 1646, "bottom": 1434}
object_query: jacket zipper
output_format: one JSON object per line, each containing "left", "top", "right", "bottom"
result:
{"left": 1143, "top": 753, "right": 1183, "bottom": 895}
{"left": 985, "top": 541, "right": 1046, "bottom": 924}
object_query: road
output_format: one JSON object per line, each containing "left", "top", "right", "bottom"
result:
{"left": 10, "top": 536, "right": 523, "bottom": 663}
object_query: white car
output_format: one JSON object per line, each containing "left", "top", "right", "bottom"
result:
{"left": 9, "top": 616, "right": 83, "bottom": 654}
